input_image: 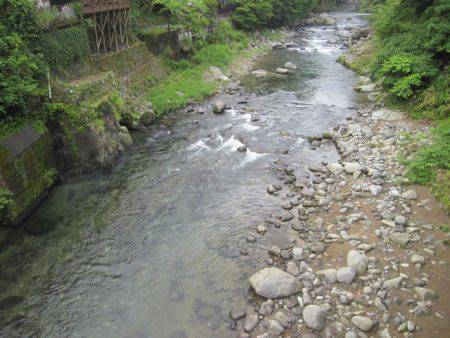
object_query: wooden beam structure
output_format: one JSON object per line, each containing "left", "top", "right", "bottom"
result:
{"left": 82, "top": 0, "right": 131, "bottom": 54}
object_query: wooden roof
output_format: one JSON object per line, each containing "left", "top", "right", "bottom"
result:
{"left": 82, "top": 0, "right": 130, "bottom": 14}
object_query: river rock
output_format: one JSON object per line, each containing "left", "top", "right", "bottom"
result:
{"left": 213, "top": 100, "right": 226, "bottom": 114}
{"left": 351, "top": 316, "right": 373, "bottom": 331}
{"left": 286, "top": 261, "right": 300, "bottom": 276}
{"left": 370, "top": 185, "right": 383, "bottom": 196}
{"left": 284, "top": 62, "right": 298, "bottom": 70}
{"left": 269, "top": 245, "right": 282, "bottom": 256}
{"left": 244, "top": 314, "right": 259, "bottom": 332}
{"left": 230, "top": 308, "right": 246, "bottom": 320}
{"left": 269, "top": 319, "right": 285, "bottom": 336}
{"left": 301, "top": 187, "right": 315, "bottom": 197}
{"left": 252, "top": 69, "right": 269, "bottom": 77}
{"left": 327, "top": 162, "right": 344, "bottom": 175}
{"left": 275, "top": 68, "right": 290, "bottom": 74}
{"left": 401, "top": 189, "right": 417, "bottom": 200}
{"left": 351, "top": 27, "right": 371, "bottom": 40}
{"left": 237, "top": 145, "right": 247, "bottom": 152}
{"left": 383, "top": 276, "right": 403, "bottom": 290}
{"left": 411, "top": 254, "right": 425, "bottom": 264}
{"left": 249, "top": 268, "right": 302, "bottom": 298}
{"left": 310, "top": 242, "right": 326, "bottom": 253}
{"left": 357, "top": 84, "right": 376, "bottom": 93}
{"left": 371, "top": 108, "right": 404, "bottom": 120}
{"left": 389, "top": 232, "right": 411, "bottom": 246}
{"left": 303, "top": 305, "right": 327, "bottom": 331}
{"left": 343, "top": 162, "right": 361, "bottom": 174}
{"left": 337, "top": 267, "right": 356, "bottom": 284}
{"left": 293, "top": 247, "right": 303, "bottom": 260}
{"left": 317, "top": 269, "right": 337, "bottom": 283}
{"left": 414, "top": 287, "right": 437, "bottom": 301}
{"left": 347, "top": 250, "right": 368, "bottom": 275}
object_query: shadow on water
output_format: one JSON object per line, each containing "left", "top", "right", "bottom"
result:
{"left": 0, "top": 11, "right": 368, "bottom": 338}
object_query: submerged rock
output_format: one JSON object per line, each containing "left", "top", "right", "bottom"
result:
{"left": 249, "top": 267, "right": 302, "bottom": 298}
{"left": 284, "top": 62, "right": 298, "bottom": 70}
{"left": 275, "top": 68, "right": 290, "bottom": 74}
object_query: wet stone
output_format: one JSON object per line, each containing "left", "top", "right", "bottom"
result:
{"left": 281, "top": 212, "right": 294, "bottom": 222}
{"left": 246, "top": 234, "right": 257, "bottom": 243}
{"left": 282, "top": 202, "right": 293, "bottom": 210}
{"left": 249, "top": 268, "right": 302, "bottom": 298}
{"left": 230, "top": 308, "right": 246, "bottom": 320}
{"left": 269, "top": 246, "right": 282, "bottom": 256}
{"left": 244, "top": 314, "right": 258, "bottom": 332}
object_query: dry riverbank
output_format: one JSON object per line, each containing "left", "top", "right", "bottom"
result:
{"left": 231, "top": 21, "right": 450, "bottom": 338}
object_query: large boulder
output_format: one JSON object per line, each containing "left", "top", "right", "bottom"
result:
{"left": 249, "top": 267, "right": 302, "bottom": 298}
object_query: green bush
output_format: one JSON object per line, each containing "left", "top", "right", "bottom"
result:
{"left": 231, "top": 0, "right": 316, "bottom": 30}
{"left": 0, "top": 0, "right": 45, "bottom": 131}
{"left": 152, "top": 0, "right": 216, "bottom": 33}
{"left": 32, "top": 25, "right": 90, "bottom": 70}
{"left": 0, "top": 187, "right": 14, "bottom": 225}
{"left": 370, "top": 0, "right": 449, "bottom": 117}
{"left": 208, "top": 20, "right": 248, "bottom": 47}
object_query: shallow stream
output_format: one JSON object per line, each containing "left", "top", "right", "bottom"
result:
{"left": 0, "top": 12, "right": 367, "bottom": 338}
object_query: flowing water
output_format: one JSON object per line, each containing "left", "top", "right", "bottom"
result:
{"left": 0, "top": 12, "right": 368, "bottom": 338}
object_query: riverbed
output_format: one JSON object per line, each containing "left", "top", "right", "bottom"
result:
{"left": 0, "top": 12, "right": 368, "bottom": 338}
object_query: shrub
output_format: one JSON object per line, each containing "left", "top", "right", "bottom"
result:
{"left": 152, "top": 0, "right": 216, "bottom": 33}
{"left": 370, "top": 0, "right": 449, "bottom": 115}
{"left": 231, "top": 0, "right": 316, "bottom": 30}
{"left": 231, "top": 0, "right": 274, "bottom": 30}
{"left": 0, "top": 187, "right": 14, "bottom": 225}
{"left": 0, "top": 25, "right": 44, "bottom": 125}
{"left": 31, "top": 25, "right": 90, "bottom": 70}
{"left": 405, "top": 120, "right": 450, "bottom": 185}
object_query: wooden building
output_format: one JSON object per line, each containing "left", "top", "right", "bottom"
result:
{"left": 82, "top": 0, "right": 131, "bottom": 54}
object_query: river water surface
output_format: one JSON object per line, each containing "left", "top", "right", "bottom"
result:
{"left": 0, "top": 12, "right": 367, "bottom": 338}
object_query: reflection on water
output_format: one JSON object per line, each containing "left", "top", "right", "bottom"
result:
{"left": 0, "top": 11, "right": 367, "bottom": 338}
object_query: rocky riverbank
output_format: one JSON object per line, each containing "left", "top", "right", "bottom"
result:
{"left": 226, "top": 27, "right": 450, "bottom": 338}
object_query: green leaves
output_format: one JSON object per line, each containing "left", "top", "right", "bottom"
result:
{"left": 0, "top": 24, "right": 44, "bottom": 121}
{"left": 0, "top": 187, "right": 14, "bottom": 225}
{"left": 371, "top": 0, "right": 448, "bottom": 104}
{"left": 231, "top": 0, "right": 316, "bottom": 30}
{"left": 153, "top": 0, "right": 215, "bottom": 32}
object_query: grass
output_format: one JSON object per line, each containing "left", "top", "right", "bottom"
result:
{"left": 148, "top": 66, "right": 217, "bottom": 115}
{"left": 404, "top": 119, "right": 450, "bottom": 212}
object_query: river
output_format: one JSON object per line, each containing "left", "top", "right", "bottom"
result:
{"left": 0, "top": 11, "right": 367, "bottom": 338}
